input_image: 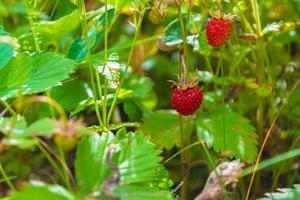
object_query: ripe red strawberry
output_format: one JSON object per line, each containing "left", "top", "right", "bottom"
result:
{"left": 171, "top": 86, "right": 204, "bottom": 116}
{"left": 205, "top": 18, "right": 232, "bottom": 47}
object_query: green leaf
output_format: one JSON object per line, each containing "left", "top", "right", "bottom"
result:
{"left": 161, "top": 14, "right": 201, "bottom": 48}
{"left": 68, "top": 8, "right": 115, "bottom": 61}
{"left": 75, "top": 132, "right": 115, "bottom": 193}
{"left": 117, "top": 131, "right": 162, "bottom": 184}
{"left": 198, "top": 31, "right": 212, "bottom": 56}
{"left": 0, "top": 117, "right": 56, "bottom": 148}
{"left": 51, "top": 79, "right": 89, "bottom": 111}
{"left": 27, "top": 118, "right": 56, "bottom": 137}
{"left": 113, "top": 185, "right": 174, "bottom": 200}
{"left": 140, "top": 110, "right": 181, "bottom": 150}
{"left": 197, "top": 109, "right": 258, "bottom": 163}
{"left": 0, "top": 116, "right": 27, "bottom": 138}
{"left": 123, "top": 75, "right": 157, "bottom": 111}
{"left": 0, "top": 43, "right": 14, "bottom": 70}
{"left": 123, "top": 100, "right": 142, "bottom": 122}
{"left": 34, "top": 10, "right": 80, "bottom": 46}
{"left": 11, "top": 181, "right": 78, "bottom": 200}
{"left": 162, "top": 17, "right": 183, "bottom": 46}
{"left": 2, "top": 138, "right": 38, "bottom": 149}
{"left": 260, "top": 184, "right": 300, "bottom": 200}
{"left": 0, "top": 52, "right": 78, "bottom": 99}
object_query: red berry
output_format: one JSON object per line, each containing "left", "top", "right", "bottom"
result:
{"left": 205, "top": 18, "right": 232, "bottom": 47}
{"left": 171, "top": 86, "right": 204, "bottom": 116}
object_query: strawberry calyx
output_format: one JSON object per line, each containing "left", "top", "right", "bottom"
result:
{"left": 168, "top": 76, "right": 199, "bottom": 90}
{"left": 209, "top": 10, "right": 235, "bottom": 22}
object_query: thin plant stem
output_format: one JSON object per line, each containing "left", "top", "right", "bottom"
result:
{"left": 179, "top": 115, "right": 187, "bottom": 200}
{"left": 46, "top": 90, "right": 56, "bottom": 118}
{"left": 163, "top": 141, "right": 203, "bottom": 165}
{"left": 220, "top": 46, "right": 226, "bottom": 150}
{"left": 271, "top": 136, "right": 300, "bottom": 190}
{"left": 39, "top": 139, "right": 76, "bottom": 187}
{"left": 25, "top": 0, "right": 41, "bottom": 52}
{"left": 1, "top": 101, "right": 17, "bottom": 117}
{"left": 78, "top": 0, "right": 104, "bottom": 127}
{"left": 107, "top": 3, "right": 146, "bottom": 124}
{"left": 0, "top": 163, "right": 16, "bottom": 192}
{"left": 175, "top": 0, "right": 189, "bottom": 82}
{"left": 37, "top": 143, "right": 69, "bottom": 187}
{"left": 50, "top": 0, "right": 59, "bottom": 19}
{"left": 102, "top": 0, "right": 109, "bottom": 126}
{"left": 57, "top": 147, "right": 72, "bottom": 190}
{"left": 250, "top": 0, "right": 261, "bottom": 35}
{"left": 245, "top": 79, "right": 300, "bottom": 200}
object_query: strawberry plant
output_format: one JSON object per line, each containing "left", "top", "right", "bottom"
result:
{"left": 0, "top": 0, "right": 300, "bottom": 199}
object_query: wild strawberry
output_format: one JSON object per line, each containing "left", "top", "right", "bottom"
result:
{"left": 54, "top": 119, "right": 83, "bottom": 151}
{"left": 205, "top": 18, "right": 232, "bottom": 47}
{"left": 171, "top": 86, "right": 204, "bottom": 116}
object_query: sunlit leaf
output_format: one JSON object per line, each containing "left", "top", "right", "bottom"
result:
{"left": 11, "top": 181, "right": 78, "bottom": 200}
{"left": 113, "top": 185, "right": 174, "bottom": 200}
{"left": 0, "top": 117, "right": 56, "bottom": 148}
{"left": 197, "top": 109, "right": 258, "bottom": 163}
{"left": 75, "top": 132, "right": 115, "bottom": 193}
{"left": 116, "top": 131, "right": 162, "bottom": 184}
{"left": 35, "top": 10, "right": 80, "bottom": 46}
{"left": 140, "top": 110, "right": 181, "bottom": 150}
{"left": 260, "top": 184, "right": 300, "bottom": 200}
{"left": 0, "top": 52, "right": 78, "bottom": 99}
{"left": 0, "top": 43, "right": 14, "bottom": 69}
{"left": 51, "top": 79, "right": 89, "bottom": 112}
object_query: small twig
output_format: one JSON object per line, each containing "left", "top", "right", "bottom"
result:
{"left": 172, "top": 181, "right": 184, "bottom": 194}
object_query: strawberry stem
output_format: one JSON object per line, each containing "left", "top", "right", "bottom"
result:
{"left": 181, "top": 53, "right": 189, "bottom": 85}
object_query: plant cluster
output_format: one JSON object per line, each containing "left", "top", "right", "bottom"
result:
{"left": 0, "top": 0, "right": 300, "bottom": 200}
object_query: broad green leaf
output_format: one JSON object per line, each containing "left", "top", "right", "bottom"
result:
{"left": 26, "top": 118, "right": 56, "bottom": 137}
{"left": 34, "top": 10, "right": 80, "bottom": 46}
{"left": 140, "top": 110, "right": 181, "bottom": 150}
{"left": 0, "top": 26, "right": 16, "bottom": 69}
{"left": 68, "top": 8, "right": 115, "bottom": 61}
{"left": 0, "top": 52, "right": 78, "bottom": 99}
{"left": 117, "top": 132, "right": 162, "bottom": 184}
{"left": 113, "top": 185, "right": 174, "bottom": 200}
{"left": 123, "top": 100, "right": 142, "bottom": 121}
{"left": 161, "top": 14, "right": 201, "bottom": 48}
{"left": 150, "top": 164, "right": 174, "bottom": 190}
{"left": 123, "top": 75, "right": 157, "bottom": 114}
{"left": 11, "top": 181, "right": 77, "bottom": 200}
{"left": 0, "top": 43, "right": 14, "bottom": 69}
{"left": 197, "top": 109, "right": 258, "bottom": 163}
{"left": 162, "top": 17, "right": 183, "bottom": 46}
{"left": 75, "top": 132, "right": 115, "bottom": 193}
{"left": 51, "top": 79, "right": 89, "bottom": 111}
{"left": 0, "top": 117, "right": 56, "bottom": 148}
{"left": 2, "top": 138, "right": 38, "bottom": 149}
{"left": 0, "top": 116, "right": 27, "bottom": 138}
{"left": 260, "top": 184, "right": 300, "bottom": 200}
